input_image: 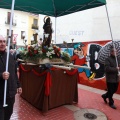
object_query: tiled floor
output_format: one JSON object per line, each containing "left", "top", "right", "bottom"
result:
{"left": 10, "top": 84, "right": 120, "bottom": 120}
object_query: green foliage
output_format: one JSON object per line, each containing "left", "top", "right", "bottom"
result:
{"left": 20, "top": 44, "right": 71, "bottom": 63}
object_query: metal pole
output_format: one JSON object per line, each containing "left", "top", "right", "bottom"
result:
{"left": 55, "top": 17, "right": 57, "bottom": 44}
{"left": 105, "top": 5, "right": 113, "bottom": 41}
{"left": 3, "top": 0, "right": 15, "bottom": 107}
{"left": 105, "top": 5, "right": 118, "bottom": 67}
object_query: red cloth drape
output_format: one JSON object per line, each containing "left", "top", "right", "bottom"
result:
{"left": 19, "top": 64, "right": 79, "bottom": 96}
{"left": 19, "top": 64, "right": 52, "bottom": 96}
{"left": 20, "top": 64, "right": 31, "bottom": 72}
{"left": 32, "top": 69, "right": 47, "bottom": 76}
{"left": 44, "top": 72, "right": 52, "bottom": 96}
{"left": 66, "top": 69, "right": 80, "bottom": 82}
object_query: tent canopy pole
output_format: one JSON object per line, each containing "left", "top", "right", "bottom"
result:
{"left": 105, "top": 4, "right": 113, "bottom": 41}
{"left": 54, "top": 17, "right": 57, "bottom": 44}
{"left": 105, "top": 4, "right": 118, "bottom": 67}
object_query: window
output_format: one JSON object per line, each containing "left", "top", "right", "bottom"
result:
{"left": 32, "top": 19, "right": 38, "bottom": 29}
{"left": 6, "top": 12, "right": 16, "bottom": 25}
{"left": 7, "top": 12, "right": 11, "bottom": 24}
{"left": 7, "top": 29, "right": 13, "bottom": 43}
{"left": 21, "top": 31, "right": 25, "bottom": 39}
{"left": 33, "top": 34, "right": 37, "bottom": 41}
{"left": 33, "top": 19, "right": 38, "bottom": 25}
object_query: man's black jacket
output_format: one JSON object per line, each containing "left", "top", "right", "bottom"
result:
{"left": 0, "top": 51, "right": 21, "bottom": 100}
{"left": 105, "top": 55, "right": 120, "bottom": 83}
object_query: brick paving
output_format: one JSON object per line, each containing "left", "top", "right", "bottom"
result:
{"left": 76, "top": 88, "right": 120, "bottom": 120}
{"left": 10, "top": 84, "right": 120, "bottom": 120}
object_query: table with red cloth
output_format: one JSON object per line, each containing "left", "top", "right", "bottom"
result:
{"left": 19, "top": 64, "right": 78, "bottom": 112}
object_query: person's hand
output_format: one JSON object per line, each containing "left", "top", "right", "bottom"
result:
{"left": 17, "top": 87, "right": 22, "bottom": 94}
{"left": 2, "top": 72, "right": 10, "bottom": 80}
{"left": 117, "top": 67, "right": 120, "bottom": 71}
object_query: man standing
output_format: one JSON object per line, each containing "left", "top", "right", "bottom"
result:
{"left": 0, "top": 35, "right": 22, "bottom": 120}
{"left": 101, "top": 46, "right": 120, "bottom": 109}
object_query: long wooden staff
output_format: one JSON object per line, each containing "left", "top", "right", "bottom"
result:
{"left": 65, "top": 64, "right": 91, "bottom": 70}
{"left": 52, "top": 65, "right": 71, "bottom": 70}
{"left": 18, "top": 59, "right": 72, "bottom": 71}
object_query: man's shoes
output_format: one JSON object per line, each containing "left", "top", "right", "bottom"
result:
{"left": 101, "top": 95, "right": 107, "bottom": 104}
{"left": 109, "top": 104, "right": 116, "bottom": 109}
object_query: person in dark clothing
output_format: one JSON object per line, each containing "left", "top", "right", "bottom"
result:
{"left": 16, "top": 52, "right": 22, "bottom": 67}
{"left": 101, "top": 46, "right": 120, "bottom": 109}
{"left": 0, "top": 35, "right": 22, "bottom": 120}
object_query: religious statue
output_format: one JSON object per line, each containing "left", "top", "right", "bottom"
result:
{"left": 43, "top": 16, "right": 53, "bottom": 47}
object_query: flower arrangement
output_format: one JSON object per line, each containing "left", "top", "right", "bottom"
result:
{"left": 20, "top": 16, "right": 71, "bottom": 64}
{"left": 20, "top": 43, "right": 71, "bottom": 63}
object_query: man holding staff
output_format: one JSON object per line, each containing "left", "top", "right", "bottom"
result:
{"left": 0, "top": 35, "right": 22, "bottom": 120}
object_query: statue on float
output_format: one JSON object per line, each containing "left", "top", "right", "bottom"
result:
{"left": 43, "top": 16, "right": 53, "bottom": 47}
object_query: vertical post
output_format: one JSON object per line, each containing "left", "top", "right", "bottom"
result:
{"left": 105, "top": 5, "right": 113, "bottom": 41}
{"left": 3, "top": 0, "right": 15, "bottom": 107}
{"left": 55, "top": 17, "right": 57, "bottom": 44}
{"left": 105, "top": 5, "right": 118, "bottom": 67}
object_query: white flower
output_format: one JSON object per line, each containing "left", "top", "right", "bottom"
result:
{"left": 31, "top": 44, "right": 36, "bottom": 47}
{"left": 24, "top": 51, "right": 27, "bottom": 55}
{"left": 39, "top": 50, "right": 43, "bottom": 54}
{"left": 50, "top": 50, "right": 55, "bottom": 54}
{"left": 46, "top": 51, "right": 52, "bottom": 57}
{"left": 34, "top": 46, "right": 39, "bottom": 50}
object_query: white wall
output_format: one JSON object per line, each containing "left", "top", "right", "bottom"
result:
{"left": 0, "top": 8, "right": 29, "bottom": 46}
{"left": 39, "top": 0, "right": 120, "bottom": 44}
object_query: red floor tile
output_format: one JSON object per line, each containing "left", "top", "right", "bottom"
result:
{"left": 10, "top": 87, "right": 120, "bottom": 120}
{"left": 10, "top": 94, "right": 74, "bottom": 120}
{"left": 76, "top": 89, "right": 120, "bottom": 120}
